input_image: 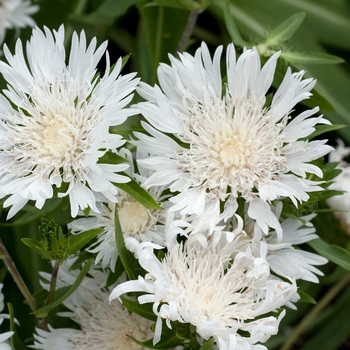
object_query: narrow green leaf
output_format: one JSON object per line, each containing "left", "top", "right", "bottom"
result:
{"left": 106, "top": 257, "right": 125, "bottom": 288}
{"left": 120, "top": 296, "right": 157, "bottom": 321}
{"left": 200, "top": 338, "right": 215, "bottom": 350}
{"left": 67, "top": 228, "right": 103, "bottom": 255}
{"left": 154, "top": 0, "right": 199, "bottom": 11}
{"left": 298, "top": 289, "right": 316, "bottom": 304}
{"left": 98, "top": 0, "right": 142, "bottom": 18}
{"left": 281, "top": 51, "right": 344, "bottom": 65}
{"left": 308, "top": 239, "right": 350, "bottom": 271}
{"left": 114, "top": 173, "right": 162, "bottom": 210}
{"left": 7, "top": 303, "right": 26, "bottom": 350}
{"left": 224, "top": 0, "right": 250, "bottom": 47}
{"left": 115, "top": 208, "right": 144, "bottom": 280}
{"left": 265, "top": 12, "right": 306, "bottom": 46}
{"left": 98, "top": 151, "right": 128, "bottom": 165}
{"left": 33, "top": 259, "right": 93, "bottom": 318}
{"left": 305, "top": 124, "right": 346, "bottom": 140}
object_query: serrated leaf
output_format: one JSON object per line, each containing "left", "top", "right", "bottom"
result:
{"left": 7, "top": 303, "right": 26, "bottom": 350}
{"left": 114, "top": 173, "right": 162, "bottom": 210}
{"left": 298, "top": 289, "right": 316, "bottom": 304}
{"left": 120, "top": 296, "right": 157, "bottom": 321}
{"left": 200, "top": 337, "right": 215, "bottom": 350}
{"left": 67, "top": 228, "right": 103, "bottom": 255}
{"left": 308, "top": 239, "right": 350, "bottom": 271}
{"left": 305, "top": 124, "right": 346, "bottom": 140}
{"left": 224, "top": 0, "right": 250, "bottom": 47}
{"left": 265, "top": 12, "right": 305, "bottom": 46}
{"left": 33, "top": 259, "right": 93, "bottom": 318}
{"left": 115, "top": 208, "right": 144, "bottom": 280}
{"left": 281, "top": 51, "right": 344, "bottom": 65}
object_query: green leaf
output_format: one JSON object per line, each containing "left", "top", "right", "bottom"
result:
{"left": 7, "top": 303, "right": 26, "bottom": 350}
{"left": 98, "top": 151, "right": 128, "bottom": 165}
{"left": 106, "top": 257, "right": 125, "bottom": 288}
{"left": 154, "top": 0, "right": 200, "bottom": 11}
{"left": 224, "top": 0, "right": 250, "bottom": 47}
{"left": 281, "top": 51, "right": 344, "bottom": 65}
{"left": 308, "top": 239, "right": 350, "bottom": 271}
{"left": 200, "top": 337, "right": 215, "bottom": 350}
{"left": 298, "top": 289, "right": 316, "bottom": 304}
{"left": 120, "top": 296, "right": 157, "bottom": 321}
{"left": 304, "top": 124, "right": 346, "bottom": 140}
{"left": 115, "top": 208, "right": 144, "bottom": 280}
{"left": 33, "top": 259, "right": 93, "bottom": 318}
{"left": 114, "top": 173, "right": 162, "bottom": 210}
{"left": 265, "top": 12, "right": 306, "bottom": 46}
{"left": 67, "top": 228, "right": 103, "bottom": 255}
{"left": 98, "top": 0, "right": 142, "bottom": 18}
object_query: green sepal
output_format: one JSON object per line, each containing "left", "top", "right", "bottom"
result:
{"left": 298, "top": 289, "right": 317, "bottom": 304}
{"left": 224, "top": 0, "right": 250, "bottom": 47}
{"left": 281, "top": 51, "right": 344, "bottom": 65}
{"left": 33, "top": 259, "right": 93, "bottom": 318}
{"left": 265, "top": 12, "right": 306, "bottom": 46}
{"left": 114, "top": 173, "right": 162, "bottom": 210}
{"left": 308, "top": 239, "right": 350, "bottom": 271}
{"left": 7, "top": 303, "right": 26, "bottom": 350}
{"left": 67, "top": 228, "right": 104, "bottom": 255}
{"left": 120, "top": 295, "right": 157, "bottom": 321}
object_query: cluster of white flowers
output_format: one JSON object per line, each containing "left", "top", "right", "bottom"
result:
{"left": 0, "top": 24, "right": 333, "bottom": 350}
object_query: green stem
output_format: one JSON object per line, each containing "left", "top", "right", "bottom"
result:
{"left": 0, "top": 238, "right": 48, "bottom": 330}
{"left": 46, "top": 259, "right": 60, "bottom": 305}
{"left": 281, "top": 273, "right": 350, "bottom": 350}
{"left": 152, "top": 6, "right": 164, "bottom": 84}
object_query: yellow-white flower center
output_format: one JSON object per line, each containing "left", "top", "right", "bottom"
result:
{"left": 219, "top": 136, "right": 253, "bottom": 169}
{"left": 40, "top": 116, "right": 74, "bottom": 157}
{"left": 118, "top": 200, "right": 150, "bottom": 234}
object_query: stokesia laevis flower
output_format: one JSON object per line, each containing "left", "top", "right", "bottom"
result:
{"left": 32, "top": 259, "right": 153, "bottom": 350}
{"left": 109, "top": 236, "right": 298, "bottom": 350}
{"left": 0, "top": 0, "right": 39, "bottom": 45}
{"left": 0, "top": 25, "right": 139, "bottom": 219}
{"left": 134, "top": 42, "right": 332, "bottom": 235}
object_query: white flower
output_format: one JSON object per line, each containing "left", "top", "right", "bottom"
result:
{"left": 326, "top": 139, "right": 350, "bottom": 233}
{"left": 134, "top": 42, "right": 332, "bottom": 235}
{"left": 32, "top": 259, "right": 153, "bottom": 350}
{"left": 0, "top": 284, "right": 14, "bottom": 349}
{"left": 109, "top": 236, "right": 298, "bottom": 350}
{"left": 0, "top": 25, "right": 139, "bottom": 219}
{"left": 69, "top": 149, "right": 168, "bottom": 271}
{"left": 0, "top": 0, "right": 38, "bottom": 45}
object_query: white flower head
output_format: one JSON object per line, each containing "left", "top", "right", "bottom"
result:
{"left": 0, "top": 25, "right": 140, "bottom": 219}
{"left": 327, "top": 139, "right": 350, "bottom": 234}
{"left": 0, "top": 0, "right": 39, "bottom": 45}
{"left": 32, "top": 259, "right": 153, "bottom": 350}
{"left": 109, "top": 236, "right": 298, "bottom": 349}
{"left": 134, "top": 42, "right": 332, "bottom": 235}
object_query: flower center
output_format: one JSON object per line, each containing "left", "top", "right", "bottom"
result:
{"left": 118, "top": 201, "right": 150, "bottom": 234}
{"left": 40, "top": 116, "right": 74, "bottom": 158}
{"left": 219, "top": 137, "right": 252, "bottom": 169}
